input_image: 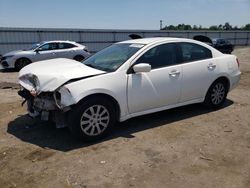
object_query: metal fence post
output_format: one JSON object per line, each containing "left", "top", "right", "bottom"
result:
{"left": 37, "top": 30, "right": 42, "bottom": 42}
{"left": 246, "top": 32, "right": 249, "bottom": 46}
{"left": 234, "top": 32, "right": 237, "bottom": 45}
{"left": 78, "top": 30, "right": 82, "bottom": 43}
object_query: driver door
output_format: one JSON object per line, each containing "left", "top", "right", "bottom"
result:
{"left": 33, "top": 43, "right": 58, "bottom": 62}
{"left": 127, "top": 43, "right": 182, "bottom": 114}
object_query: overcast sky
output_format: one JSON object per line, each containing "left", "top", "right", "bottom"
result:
{"left": 0, "top": 0, "right": 249, "bottom": 29}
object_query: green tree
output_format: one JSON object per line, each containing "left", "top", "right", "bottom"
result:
{"left": 177, "top": 24, "right": 185, "bottom": 30}
{"left": 218, "top": 24, "right": 223, "bottom": 30}
{"left": 193, "top": 25, "right": 198, "bottom": 30}
{"left": 223, "top": 22, "right": 232, "bottom": 30}
{"left": 243, "top": 24, "right": 250, "bottom": 30}
{"left": 184, "top": 24, "right": 192, "bottom": 30}
{"left": 209, "top": 25, "right": 218, "bottom": 30}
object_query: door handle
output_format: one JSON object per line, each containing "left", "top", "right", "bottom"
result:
{"left": 169, "top": 70, "right": 180, "bottom": 77}
{"left": 207, "top": 63, "right": 216, "bottom": 70}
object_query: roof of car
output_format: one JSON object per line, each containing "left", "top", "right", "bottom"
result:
{"left": 119, "top": 37, "right": 195, "bottom": 45}
{"left": 42, "top": 40, "right": 77, "bottom": 44}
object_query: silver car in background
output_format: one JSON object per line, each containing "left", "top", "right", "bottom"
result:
{"left": 0, "top": 40, "right": 91, "bottom": 70}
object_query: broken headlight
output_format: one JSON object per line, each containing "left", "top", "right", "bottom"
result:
{"left": 54, "top": 86, "right": 75, "bottom": 109}
{"left": 19, "top": 74, "right": 40, "bottom": 96}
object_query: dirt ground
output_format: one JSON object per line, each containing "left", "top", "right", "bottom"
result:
{"left": 0, "top": 47, "right": 250, "bottom": 188}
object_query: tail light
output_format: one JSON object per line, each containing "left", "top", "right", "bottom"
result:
{"left": 236, "top": 58, "right": 240, "bottom": 68}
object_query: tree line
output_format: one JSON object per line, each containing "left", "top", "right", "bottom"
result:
{"left": 161, "top": 22, "right": 250, "bottom": 31}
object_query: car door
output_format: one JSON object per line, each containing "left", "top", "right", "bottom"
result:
{"left": 127, "top": 43, "right": 182, "bottom": 114}
{"left": 56, "top": 42, "right": 76, "bottom": 59}
{"left": 178, "top": 42, "right": 214, "bottom": 102}
{"left": 33, "top": 42, "right": 58, "bottom": 62}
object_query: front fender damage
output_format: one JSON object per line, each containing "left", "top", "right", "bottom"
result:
{"left": 18, "top": 71, "right": 105, "bottom": 128}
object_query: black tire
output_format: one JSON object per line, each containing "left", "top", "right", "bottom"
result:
{"left": 67, "top": 97, "right": 116, "bottom": 141}
{"left": 204, "top": 80, "right": 228, "bottom": 108}
{"left": 73, "top": 55, "right": 85, "bottom": 62}
{"left": 15, "top": 58, "right": 31, "bottom": 71}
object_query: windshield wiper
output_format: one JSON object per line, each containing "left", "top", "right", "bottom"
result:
{"left": 84, "top": 63, "right": 113, "bottom": 72}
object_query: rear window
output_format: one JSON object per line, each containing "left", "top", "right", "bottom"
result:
{"left": 58, "top": 43, "right": 76, "bottom": 49}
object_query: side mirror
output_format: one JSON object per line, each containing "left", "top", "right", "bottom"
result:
{"left": 133, "top": 63, "right": 151, "bottom": 73}
{"left": 35, "top": 48, "right": 42, "bottom": 53}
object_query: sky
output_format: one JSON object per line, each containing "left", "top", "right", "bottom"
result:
{"left": 0, "top": 0, "right": 249, "bottom": 30}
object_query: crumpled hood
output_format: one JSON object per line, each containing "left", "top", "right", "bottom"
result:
{"left": 19, "top": 58, "right": 105, "bottom": 93}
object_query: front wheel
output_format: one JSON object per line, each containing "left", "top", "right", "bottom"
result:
{"left": 15, "top": 58, "right": 31, "bottom": 71}
{"left": 204, "top": 80, "right": 228, "bottom": 108}
{"left": 67, "top": 97, "right": 116, "bottom": 141}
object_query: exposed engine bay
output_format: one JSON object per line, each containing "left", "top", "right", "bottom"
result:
{"left": 18, "top": 88, "right": 70, "bottom": 128}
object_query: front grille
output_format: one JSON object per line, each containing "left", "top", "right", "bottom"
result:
{"left": 1, "top": 56, "right": 6, "bottom": 61}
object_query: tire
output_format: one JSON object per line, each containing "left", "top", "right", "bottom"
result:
{"left": 73, "top": 55, "right": 85, "bottom": 62}
{"left": 67, "top": 97, "right": 116, "bottom": 141}
{"left": 204, "top": 80, "right": 228, "bottom": 108}
{"left": 15, "top": 58, "right": 31, "bottom": 71}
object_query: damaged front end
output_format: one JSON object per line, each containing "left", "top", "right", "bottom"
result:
{"left": 17, "top": 59, "right": 106, "bottom": 128}
{"left": 18, "top": 74, "right": 73, "bottom": 128}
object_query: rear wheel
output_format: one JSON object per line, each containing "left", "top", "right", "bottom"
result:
{"left": 73, "top": 55, "right": 85, "bottom": 62}
{"left": 204, "top": 80, "right": 228, "bottom": 108}
{"left": 15, "top": 58, "right": 31, "bottom": 71}
{"left": 67, "top": 97, "right": 116, "bottom": 141}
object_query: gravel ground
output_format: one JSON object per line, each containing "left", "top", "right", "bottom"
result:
{"left": 0, "top": 47, "right": 249, "bottom": 188}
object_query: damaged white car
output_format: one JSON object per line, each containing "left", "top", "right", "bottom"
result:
{"left": 18, "top": 38, "right": 241, "bottom": 141}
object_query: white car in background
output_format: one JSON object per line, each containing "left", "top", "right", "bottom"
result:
{"left": 0, "top": 40, "right": 90, "bottom": 70}
{"left": 18, "top": 37, "right": 241, "bottom": 141}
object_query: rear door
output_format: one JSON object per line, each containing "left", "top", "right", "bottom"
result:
{"left": 56, "top": 42, "right": 76, "bottom": 59}
{"left": 127, "top": 43, "right": 182, "bottom": 114}
{"left": 178, "top": 42, "right": 215, "bottom": 102}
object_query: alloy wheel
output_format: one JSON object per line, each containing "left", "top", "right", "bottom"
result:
{"left": 211, "top": 83, "right": 226, "bottom": 105}
{"left": 80, "top": 105, "right": 110, "bottom": 136}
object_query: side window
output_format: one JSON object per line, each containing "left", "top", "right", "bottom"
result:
{"left": 136, "top": 43, "right": 178, "bottom": 69}
{"left": 39, "top": 43, "right": 57, "bottom": 51}
{"left": 179, "top": 42, "right": 212, "bottom": 62}
{"left": 39, "top": 43, "right": 50, "bottom": 51}
{"left": 58, "top": 43, "right": 76, "bottom": 49}
{"left": 50, "top": 43, "right": 58, "bottom": 50}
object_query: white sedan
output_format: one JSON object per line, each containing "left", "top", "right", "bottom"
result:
{"left": 18, "top": 37, "right": 241, "bottom": 141}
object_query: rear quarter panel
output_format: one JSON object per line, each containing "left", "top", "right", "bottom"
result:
{"left": 212, "top": 54, "right": 240, "bottom": 91}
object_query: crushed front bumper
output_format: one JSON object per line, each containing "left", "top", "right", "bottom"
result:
{"left": 0, "top": 57, "right": 11, "bottom": 68}
{"left": 18, "top": 89, "right": 69, "bottom": 128}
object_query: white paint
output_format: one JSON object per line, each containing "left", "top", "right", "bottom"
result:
{"left": 18, "top": 37, "right": 241, "bottom": 123}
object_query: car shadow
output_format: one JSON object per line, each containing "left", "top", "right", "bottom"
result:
{"left": 7, "top": 100, "right": 233, "bottom": 152}
{"left": 0, "top": 68, "right": 17, "bottom": 72}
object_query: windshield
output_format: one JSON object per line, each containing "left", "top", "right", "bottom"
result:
{"left": 26, "top": 42, "right": 45, "bottom": 50}
{"left": 82, "top": 43, "right": 144, "bottom": 72}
